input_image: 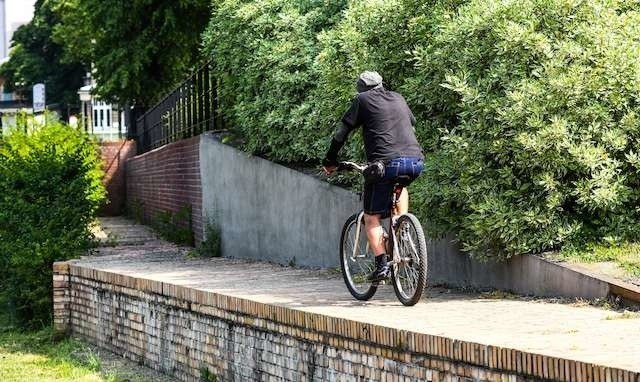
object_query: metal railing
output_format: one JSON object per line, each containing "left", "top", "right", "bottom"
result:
{"left": 134, "top": 61, "right": 223, "bottom": 153}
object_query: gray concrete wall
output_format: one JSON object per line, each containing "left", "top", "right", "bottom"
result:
{"left": 199, "top": 133, "right": 614, "bottom": 300}
{"left": 428, "top": 237, "right": 610, "bottom": 299}
{"left": 200, "top": 134, "right": 359, "bottom": 268}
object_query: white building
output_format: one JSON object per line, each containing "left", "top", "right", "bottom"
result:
{"left": 78, "top": 82, "right": 128, "bottom": 141}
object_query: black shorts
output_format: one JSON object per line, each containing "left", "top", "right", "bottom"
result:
{"left": 363, "top": 157, "right": 424, "bottom": 217}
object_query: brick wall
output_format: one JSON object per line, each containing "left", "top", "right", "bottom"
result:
{"left": 125, "top": 136, "right": 203, "bottom": 243}
{"left": 52, "top": 262, "right": 71, "bottom": 339}
{"left": 99, "top": 140, "right": 136, "bottom": 216}
{"left": 54, "top": 262, "right": 639, "bottom": 382}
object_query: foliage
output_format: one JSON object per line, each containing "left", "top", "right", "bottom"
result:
{"left": 410, "top": 0, "right": 640, "bottom": 260}
{"left": 204, "top": 0, "right": 640, "bottom": 260}
{"left": 195, "top": 220, "right": 222, "bottom": 258}
{"left": 203, "top": 0, "right": 347, "bottom": 161}
{"left": 151, "top": 206, "right": 194, "bottom": 246}
{"left": 311, "top": 0, "right": 465, "bottom": 160}
{"left": 199, "top": 367, "right": 219, "bottom": 382}
{"left": 127, "top": 199, "right": 145, "bottom": 224}
{"left": 0, "top": 0, "right": 85, "bottom": 113}
{"left": 203, "top": 0, "right": 463, "bottom": 162}
{"left": 53, "top": 0, "right": 211, "bottom": 106}
{"left": 0, "top": 120, "right": 105, "bottom": 328}
{"left": 559, "top": 242, "right": 640, "bottom": 278}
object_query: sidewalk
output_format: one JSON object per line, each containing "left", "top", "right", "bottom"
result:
{"left": 83, "top": 217, "right": 640, "bottom": 373}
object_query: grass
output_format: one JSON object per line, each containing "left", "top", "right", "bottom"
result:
{"left": 0, "top": 317, "right": 162, "bottom": 382}
{"left": 193, "top": 221, "right": 222, "bottom": 258}
{"left": 604, "top": 311, "right": 640, "bottom": 320}
{"left": 556, "top": 242, "right": 640, "bottom": 279}
{"left": 0, "top": 324, "right": 102, "bottom": 381}
{"left": 479, "top": 290, "right": 519, "bottom": 300}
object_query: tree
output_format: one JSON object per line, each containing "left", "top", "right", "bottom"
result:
{"left": 0, "top": 0, "right": 86, "bottom": 116}
{"left": 54, "top": 0, "right": 211, "bottom": 107}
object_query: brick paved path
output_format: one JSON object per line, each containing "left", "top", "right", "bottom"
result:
{"left": 83, "top": 217, "right": 640, "bottom": 372}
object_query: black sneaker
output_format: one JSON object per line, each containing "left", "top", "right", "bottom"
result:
{"left": 368, "top": 264, "right": 390, "bottom": 282}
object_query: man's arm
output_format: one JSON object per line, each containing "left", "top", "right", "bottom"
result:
{"left": 323, "top": 122, "right": 353, "bottom": 168}
{"left": 323, "top": 98, "right": 360, "bottom": 172}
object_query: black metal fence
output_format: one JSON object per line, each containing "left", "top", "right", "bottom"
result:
{"left": 134, "top": 61, "right": 223, "bottom": 153}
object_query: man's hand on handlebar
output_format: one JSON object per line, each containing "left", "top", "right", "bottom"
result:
{"left": 323, "top": 165, "right": 337, "bottom": 176}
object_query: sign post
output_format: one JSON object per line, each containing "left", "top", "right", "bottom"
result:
{"left": 33, "top": 83, "right": 45, "bottom": 113}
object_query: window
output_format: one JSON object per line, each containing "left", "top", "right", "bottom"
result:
{"left": 91, "top": 99, "right": 114, "bottom": 133}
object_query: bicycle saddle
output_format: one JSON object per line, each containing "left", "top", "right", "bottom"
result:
{"left": 393, "top": 175, "right": 413, "bottom": 187}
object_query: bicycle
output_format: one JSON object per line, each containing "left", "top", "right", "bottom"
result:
{"left": 337, "top": 161, "right": 428, "bottom": 306}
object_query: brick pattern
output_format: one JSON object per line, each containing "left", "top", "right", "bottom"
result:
{"left": 56, "top": 262, "right": 640, "bottom": 382}
{"left": 125, "top": 136, "right": 203, "bottom": 243}
{"left": 52, "top": 262, "right": 71, "bottom": 338}
{"left": 99, "top": 140, "right": 137, "bottom": 216}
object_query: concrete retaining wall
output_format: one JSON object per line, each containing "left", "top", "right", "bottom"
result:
{"left": 200, "top": 134, "right": 359, "bottom": 268}
{"left": 428, "top": 239, "right": 611, "bottom": 299}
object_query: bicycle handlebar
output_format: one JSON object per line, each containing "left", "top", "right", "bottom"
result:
{"left": 337, "top": 161, "right": 366, "bottom": 173}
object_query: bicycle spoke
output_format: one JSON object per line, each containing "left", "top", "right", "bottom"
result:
{"left": 395, "top": 222, "right": 421, "bottom": 298}
{"left": 401, "top": 264, "right": 416, "bottom": 294}
{"left": 390, "top": 214, "right": 427, "bottom": 306}
{"left": 343, "top": 218, "right": 375, "bottom": 294}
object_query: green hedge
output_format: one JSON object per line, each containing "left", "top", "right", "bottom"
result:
{"left": 0, "top": 121, "right": 105, "bottom": 328}
{"left": 410, "top": 0, "right": 640, "bottom": 259}
{"left": 204, "top": 0, "right": 640, "bottom": 260}
{"left": 204, "top": 0, "right": 347, "bottom": 161}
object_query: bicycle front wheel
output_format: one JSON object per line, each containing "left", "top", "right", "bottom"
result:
{"left": 391, "top": 213, "right": 427, "bottom": 306}
{"left": 340, "top": 212, "right": 377, "bottom": 301}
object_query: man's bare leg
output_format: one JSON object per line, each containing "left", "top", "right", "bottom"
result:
{"left": 393, "top": 188, "right": 409, "bottom": 217}
{"left": 366, "top": 189, "right": 409, "bottom": 256}
{"left": 364, "top": 212, "right": 391, "bottom": 280}
{"left": 364, "top": 213, "right": 385, "bottom": 256}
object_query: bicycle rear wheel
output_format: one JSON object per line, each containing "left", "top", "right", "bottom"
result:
{"left": 340, "top": 212, "right": 377, "bottom": 301}
{"left": 391, "top": 213, "right": 427, "bottom": 306}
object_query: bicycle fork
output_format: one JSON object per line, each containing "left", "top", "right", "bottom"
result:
{"left": 352, "top": 211, "right": 366, "bottom": 260}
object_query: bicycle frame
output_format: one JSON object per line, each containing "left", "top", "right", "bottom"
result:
{"left": 351, "top": 186, "right": 403, "bottom": 265}
{"left": 388, "top": 187, "right": 403, "bottom": 265}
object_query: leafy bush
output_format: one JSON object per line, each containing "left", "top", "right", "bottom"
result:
{"left": 0, "top": 121, "right": 105, "bottom": 328}
{"left": 204, "top": 0, "right": 640, "bottom": 260}
{"left": 151, "top": 206, "right": 194, "bottom": 246}
{"left": 410, "top": 0, "right": 640, "bottom": 260}
{"left": 204, "top": 0, "right": 347, "bottom": 161}
{"left": 195, "top": 219, "right": 222, "bottom": 258}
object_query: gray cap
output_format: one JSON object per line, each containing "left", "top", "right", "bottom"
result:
{"left": 358, "top": 71, "right": 383, "bottom": 87}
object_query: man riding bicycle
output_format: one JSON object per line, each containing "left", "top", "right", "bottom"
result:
{"left": 323, "top": 71, "right": 424, "bottom": 283}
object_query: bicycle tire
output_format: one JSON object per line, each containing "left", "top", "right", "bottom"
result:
{"left": 391, "top": 213, "right": 427, "bottom": 306}
{"left": 340, "top": 212, "right": 378, "bottom": 301}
